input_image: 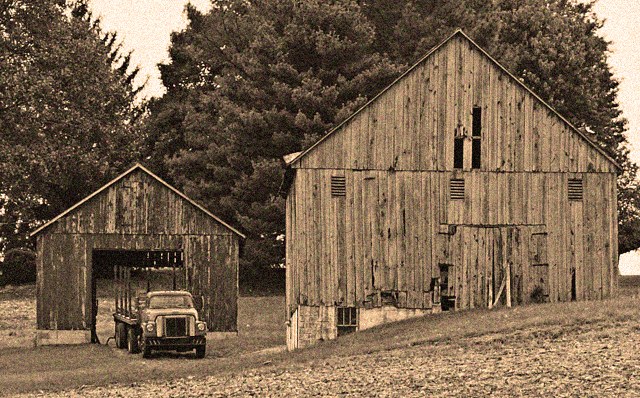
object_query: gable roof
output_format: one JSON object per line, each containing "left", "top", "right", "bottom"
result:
{"left": 30, "top": 163, "right": 245, "bottom": 239}
{"left": 286, "top": 29, "right": 621, "bottom": 171}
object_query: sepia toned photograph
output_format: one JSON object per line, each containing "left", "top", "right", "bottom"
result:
{"left": 1, "top": 0, "right": 639, "bottom": 396}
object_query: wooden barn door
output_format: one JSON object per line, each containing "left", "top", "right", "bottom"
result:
{"left": 446, "top": 226, "right": 532, "bottom": 310}
{"left": 438, "top": 264, "right": 455, "bottom": 310}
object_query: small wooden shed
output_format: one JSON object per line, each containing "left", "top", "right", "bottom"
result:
{"left": 284, "top": 30, "right": 620, "bottom": 349}
{"left": 30, "top": 163, "right": 244, "bottom": 345}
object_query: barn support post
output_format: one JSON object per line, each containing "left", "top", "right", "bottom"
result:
{"left": 493, "top": 275, "right": 506, "bottom": 307}
{"left": 488, "top": 276, "right": 494, "bottom": 309}
{"left": 172, "top": 252, "right": 177, "bottom": 290}
{"left": 113, "top": 265, "right": 118, "bottom": 314}
{"left": 506, "top": 261, "right": 512, "bottom": 308}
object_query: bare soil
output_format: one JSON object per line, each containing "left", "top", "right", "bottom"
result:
{"left": 21, "top": 319, "right": 640, "bottom": 398}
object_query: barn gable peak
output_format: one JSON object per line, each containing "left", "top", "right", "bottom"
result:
{"left": 30, "top": 163, "right": 245, "bottom": 238}
{"left": 286, "top": 29, "right": 620, "bottom": 171}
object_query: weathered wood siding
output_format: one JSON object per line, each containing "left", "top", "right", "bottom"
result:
{"left": 285, "top": 33, "right": 618, "bottom": 317}
{"left": 45, "top": 169, "right": 232, "bottom": 236}
{"left": 36, "top": 168, "right": 240, "bottom": 332}
{"left": 294, "top": 35, "right": 617, "bottom": 174}
{"left": 286, "top": 170, "right": 617, "bottom": 313}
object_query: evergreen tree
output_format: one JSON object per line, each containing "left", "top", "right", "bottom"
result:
{"left": 147, "top": 0, "right": 402, "bottom": 273}
{"left": 0, "top": 0, "right": 145, "bottom": 252}
{"left": 150, "top": 0, "right": 640, "bottom": 278}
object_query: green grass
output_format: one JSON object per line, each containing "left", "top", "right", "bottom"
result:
{"left": 0, "top": 276, "right": 639, "bottom": 395}
{"left": 0, "top": 294, "right": 285, "bottom": 395}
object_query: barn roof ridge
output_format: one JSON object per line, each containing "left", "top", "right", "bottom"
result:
{"left": 29, "top": 163, "right": 246, "bottom": 239}
{"left": 285, "top": 29, "right": 621, "bottom": 171}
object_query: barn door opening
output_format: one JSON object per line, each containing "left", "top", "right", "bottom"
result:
{"left": 529, "top": 232, "right": 549, "bottom": 303}
{"left": 438, "top": 264, "right": 455, "bottom": 311}
{"left": 91, "top": 250, "right": 184, "bottom": 344}
{"left": 530, "top": 264, "right": 550, "bottom": 303}
{"left": 446, "top": 226, "right": 532, "bottom": 309}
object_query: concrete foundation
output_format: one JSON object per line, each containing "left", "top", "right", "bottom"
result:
{"left": 288, "top": 305, "right": 337, "bottom": 350}
{"left": 288, "top": 304, "right": 436, "bottom": 350}
{"left": 36, "top": 330, "right": 91, "bottom": 346}
{"left": 359, "top": 306, "right": 432, "bottom": 331}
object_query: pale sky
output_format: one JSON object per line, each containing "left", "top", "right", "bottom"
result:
{"left": 89, "top": 0, "right": 212, "bottom": 97}
{"left": 88, "top": 0, "right": 640, "bottom": 274}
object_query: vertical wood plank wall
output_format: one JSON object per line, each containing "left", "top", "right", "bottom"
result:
{"left": 296, "top": 36, "right": 616, "bottom": 174}
{"left": 36, "top": 169, "right": 239, "bottom": 332}
{"left": 286, "top": 34, "right": 618, "bottom": 316}
{"left": 286, "top": 170, "right": 617, "bottom": 313}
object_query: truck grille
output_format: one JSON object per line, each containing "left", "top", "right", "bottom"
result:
{"left": 164, "top": 317, "right": 188, "bottom": 337}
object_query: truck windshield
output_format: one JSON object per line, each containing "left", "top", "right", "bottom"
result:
{"left": 148, "top": 295, "right": 194, "bottom": 309}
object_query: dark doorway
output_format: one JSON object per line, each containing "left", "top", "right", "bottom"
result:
{"left": 530, "top": 264, "right": 550, "bottom": 303}
{"left": 91, "top": 250, "right": 184, "bottom": 344}
{"left": 439, "top": 264, "right": 455, "bottom": 311}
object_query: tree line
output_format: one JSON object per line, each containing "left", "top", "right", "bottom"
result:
{"left": 1, "top": 0, "right": 639, "bottom": 279}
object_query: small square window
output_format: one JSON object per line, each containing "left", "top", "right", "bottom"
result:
{"left": 472, "top": 139, "right": 481, "bottom": 169}
{"left": 472, "top": 107, "right": 482, "bottom": 137}
{"left": 336, "top": 307, "right": 357, "bottom": 336}
{"left": 453, "top": 138, "right": 464, "bottom": 169}
{"left": 472, "top": 107, "right": 481, "bottom": 169}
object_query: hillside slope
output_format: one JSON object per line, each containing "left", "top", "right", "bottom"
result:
{"left": 16, "top": 286, "right": 640, "bottom": 397}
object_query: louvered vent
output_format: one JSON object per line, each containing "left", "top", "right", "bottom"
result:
{"left": 450, "top": 179, "right": 465, "bottom": 200}
{"left": 331, "top": 176, "right": 346, "bottom": 197}
{"left": 568, "top": 179, "right": 583, "bottom": 201}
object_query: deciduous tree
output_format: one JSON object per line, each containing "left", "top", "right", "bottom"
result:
{"left": 0, "top": 0, "right": 145, "bottom": 252}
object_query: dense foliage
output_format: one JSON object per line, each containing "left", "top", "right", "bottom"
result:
{"left": 0, "top": 0, "right": 146, "bottom": 252}
{"left": 2, "top": 0, "right": 637, "bottom": 269}
{"left": 0, "top": 248, "right": 36, "bottom": 285}
{"left": 148, "top": 0, "right": 639, "bottom": 274}
{"left": 361, "top": 0, "right": 640, "bottom": 253}
{"left": 145, "top": 0, "right": 403, "bottom": 273}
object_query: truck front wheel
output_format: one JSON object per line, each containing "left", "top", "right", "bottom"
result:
{"left": 195, "top": 346, "right": 206, "bottom": 359}
{"left": 127, "top": 328, "right": 140, "bottom": 354}
{"left": 141, "top": 338, "right": 152, "bottom": 358}
{"left": 115, "top": 322, "right": 127, "bottom": 349}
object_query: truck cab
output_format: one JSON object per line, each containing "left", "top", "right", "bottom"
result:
{"left": 114, "top": 290, "right": 207, "bottom": 358}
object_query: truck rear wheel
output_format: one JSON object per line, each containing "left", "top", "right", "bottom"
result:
{"left": 127, "top": 327, "right": 140, "bottom": 354}
{"left": 115, "top": 322, "right": 127, "bottom": 349}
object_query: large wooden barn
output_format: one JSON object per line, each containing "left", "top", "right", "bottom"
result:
{"left": 283, "top": 30, "right": 620, "bottom": 350}
{"left": 31, "top": 164, "right": 244, "bottom": 345}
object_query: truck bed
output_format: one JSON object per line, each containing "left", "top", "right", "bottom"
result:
{"left": 113, "top": 309, "right": 138, "bottom": 325}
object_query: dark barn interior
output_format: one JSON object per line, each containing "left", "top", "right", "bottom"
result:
{"left": 91, "top": 250, "right": 186, "bottom": 343}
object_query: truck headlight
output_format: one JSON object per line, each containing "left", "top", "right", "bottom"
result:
{"left": 145, "top": 322, "right": 155, "bottom": 332}
{"left": 197, "top": 322, "right": 206, "bottom": 331}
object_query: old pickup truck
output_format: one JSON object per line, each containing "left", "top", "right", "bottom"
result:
{"left": 114, "top": 290, "right": 207, "bottom": 358}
